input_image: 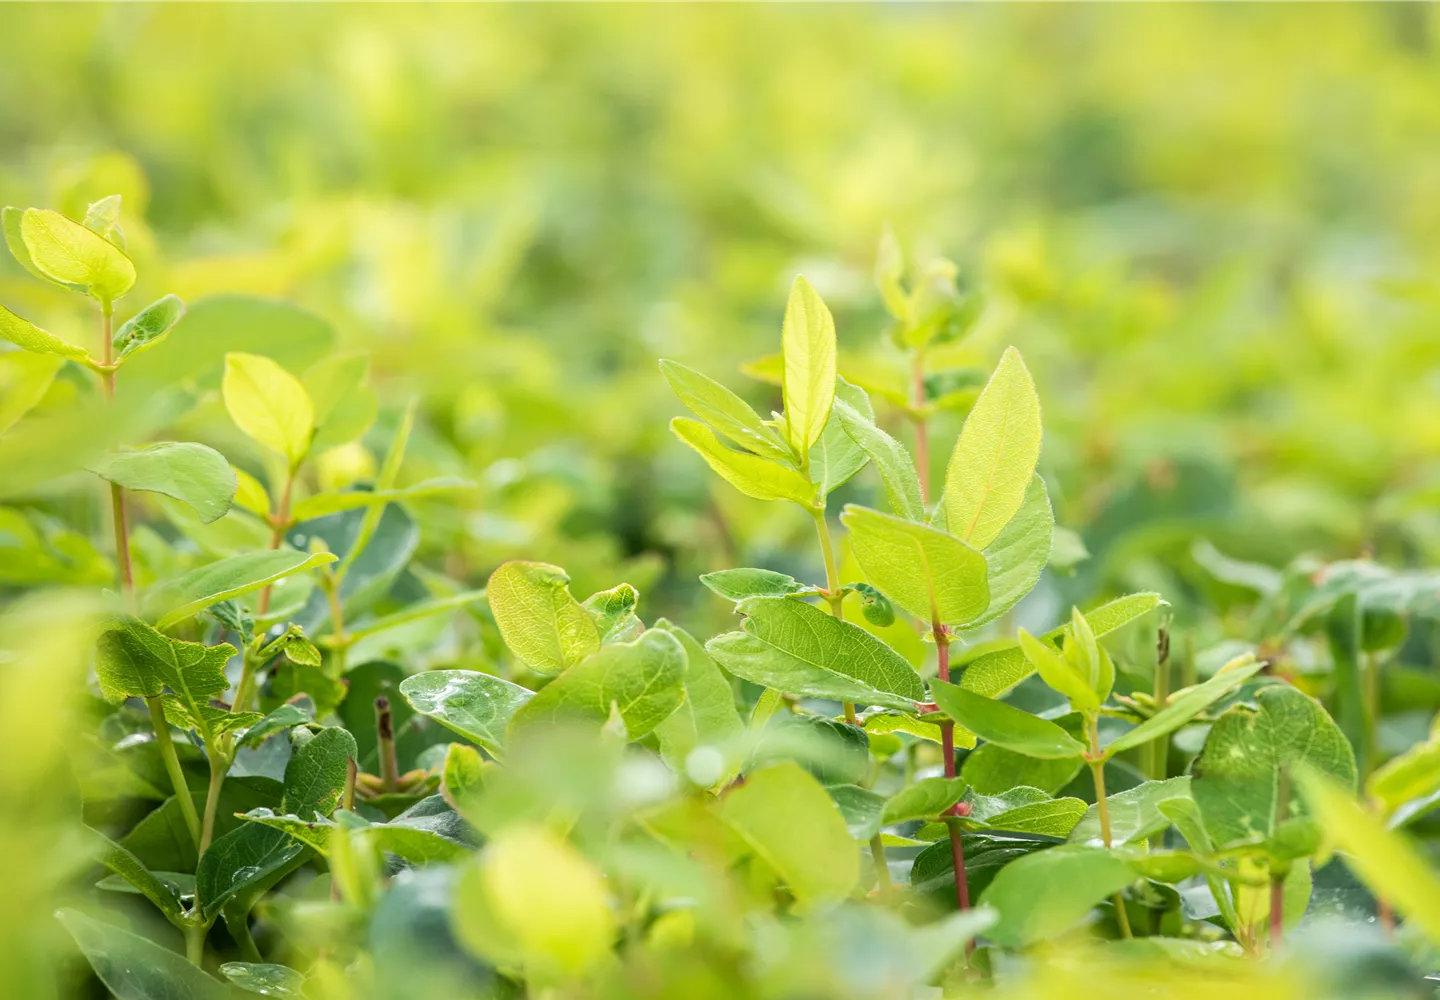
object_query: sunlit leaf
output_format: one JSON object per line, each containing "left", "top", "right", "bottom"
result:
{"left": 91, "top": 442, "right": 237, "bottom": 524}
{"left": 671, "top": 416, "right": 815, "bottom": 504}
{"left": 223, "top": 352, "right": 315, "bottom": 469}
{"left": 486, "top": 560, "right": 599, "bottom": 675}
{"left": 780, "top": 275, "right": 837, "bottom": 461}
{"left": 841, "top": 505, "right": 989, "bottom": 626}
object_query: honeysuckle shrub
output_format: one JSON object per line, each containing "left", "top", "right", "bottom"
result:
{"left": 1, "top": 193, "right": 1437, "bottom": 1000}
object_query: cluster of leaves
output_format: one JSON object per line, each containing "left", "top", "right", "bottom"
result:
{"left": 3, "top": 195, "right": 1440, "bottom": 1000}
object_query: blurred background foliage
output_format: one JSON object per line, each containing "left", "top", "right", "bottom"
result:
{"left": 6, "top": 4, "right": 1440, "bottom": 636}
{"left": 5, "top": 4, "right": 1440, "bottom": 997}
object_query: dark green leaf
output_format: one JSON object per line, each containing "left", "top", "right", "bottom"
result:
{"left": 56, "top": 909, "right": 239, "bottom": 1000}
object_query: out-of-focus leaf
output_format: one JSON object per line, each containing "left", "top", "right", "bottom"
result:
{"left": 289, "top": 477, "right": 472, "bottom": 521}
{"left": 0, "top": 351, "right": 63, "bottom": 435}
{"left": 0, "top": 303, "right": 95, "bottom": 366}
{"left": 718, "top": 761, "right": 858, "bottom": 907}
{"left": 1069, "top": 777, "right": 1192, "bottom": 846}
{"left": 943, "top": 346, "right": 1041, "bottom": 550}
{"left": 223, "top": 352, "right": 315, "bottom": 469}
{"left": 978, "top": 845, "right": 1135, "bottom": 947}
{"left": 56, "top": 909, "right": 238, "bottom": 1000}
{"left": 219, "top": 964, "right": 306, "bottom": 998}
{"left": 146, "top": 549, "right": 337, "bottom": 629}
{"left": 652, "top": 620, "right": 744, "bottom": 776}
{"left": 1106, "top": 655, "right": 1262, "bottom": 754}
{"left": 91, "top": 442, "right": 237, "bottom": 524}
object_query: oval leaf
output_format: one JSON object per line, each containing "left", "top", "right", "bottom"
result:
{"left": 930, "top": 679, "right": 1086, "bottom": 760}
{"left": 841, "top": 505, "right": 989, "bottom": 626}
{"left": 781, "top": 275, "right": 837, "bottom": 460}
{"left": 223, "top": 352, "right": 315, "bottom": 469}
{"left": 91, "top": 442, "right": 237, "bottom": 524}
{"left": 671, "top": 417, "right": 814, "bottom": 504}
{"left": 400, "top": 669, "right": 535, "bottom": 756}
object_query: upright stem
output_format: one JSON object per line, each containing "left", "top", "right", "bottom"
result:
{"left": 936, "top": 629, "right": 971, "bottom": 915}
{"left": 1268, "top": 875, "right": 1284, "bottom": 951}
{"left": 184, "top": 921, "right": 206, "bottom": 968}
{"left": 232, "top": 639, "right": 265, "bottom": 716}
{"left": 147, "top": 696, "right": 201, "bottom": 849}
{"left": 869, "top": 834, "right": 894, "bottom": 899}
{"left": 343, "top": 755, "right": 357, "bottom": 811}
{"left": 256, "top": 470, "right": 295, "bottom": 617}
{"left": 99, "top": 305, "right": 135, "bottom": 599}
{"left": 323, "top": 568, "right": 348, "bottom": 675}
{"left": 811, "top": 506, "right": 854, "bottom": 721}
{"left": 910, "top": 349, "right": 930, "bottom": 505}
{"left": 200, "top": 752, "right": 227, "bottom": 854}
{"left": 376, "top": 696, "right": 399, "bottom": 793}
{"left": 1088, "top": 716, "right": 1131, "bottom": 938}
{"left": 231, "top": 915, "right": 262, "bottom": 963}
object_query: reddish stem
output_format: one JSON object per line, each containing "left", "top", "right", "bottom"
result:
{"left": 1269, "top": 875, "right": 1284, "bottom": 951}
{"left": 936, "top": 627, "right": 970, "bottom": 914}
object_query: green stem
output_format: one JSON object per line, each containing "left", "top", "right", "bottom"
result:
{"left": 200, "top": 751, "right": 227, "bottom": 854}
{"left": 911, "top": 347, "right": 930, "bottom": 505}
{"left": 869, "top": 834, "right": 893, "bottom": 899}
{"left": 232, "top": 638, "right": 264, "bottom": 716}
{"left": 184, "top": 920, "right": 206, "bottom": 967}
{"left": 99, "top": 306, "right": 135, "bottom": 601}
{"left": 148, "top": 696, "right": 201, "bottom": 850}
{"left": 811, "top": 505, "right": 853, "bottom": 720}
{"left": 256, "top": 469, "right": 295, "bottom": 617}
{"left": 323, "top": 568, "right": 348, "bottom": 675}
{"left": 1088, "top": 717, "right": 1132, "bottom": 939}
{"left": 231, "top": 914, "right": 262, "bottom": 963}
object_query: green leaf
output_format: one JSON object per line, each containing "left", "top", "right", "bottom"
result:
{"left": 1069, "top": 777, "right": 1192, "bottom": 846}
{"left": 238, "top": 702, "right": 314, "bottom": 747}
{"left": 582, "top": 582, "right": 643, "bottom": 643}
{"left": 486, "top": 560, "right": 599, "bottom": 675}
{"left": 0, "top": 351, "right": 63, "bottom": 436}
{"left": 1018, "top": 627, "right": 1097, "bottom": 712}
{"left": 335, "top": 400, "right": 415, "bottom": 580}
{"left": 113, "top": 294, "right": 186, "bottom": 362}
{"left": 834, "top": 397, "right": 924, "bottom": 521}
{"left": 780, "top": 275, "right": 837, "bottom": 461}
{"left": 303, "top": 353, "right": 377, "bottom": 452}
{"left": 977, "top": 845, "right": 1138, "bottom": 947}
{"left": 652, "top": 620, "right": 744, "bottom": 777}
{"left": 220, "top": 964, "right": 306, "bottom": 999}
{"left": 979, "top": 797, "right": 1087, "bottom": 837}
{"left": 197, "top": 824, "right": 305, "bottom": 915}
{"left": 943, "top": 346, "right": 1042, "bottom": 549}
{"left": 671, "top": 417, "right": 815, "bottom": 504}
{"left": 1367, "top": 735, "right": 1440, "bottom": 816}
{"left": 699, "top": 567, "right": 807, "bottom": 602}
{"left": 56, "top": 908, "right": 238, "bottom": 1000}
{"left": 958, "top": 593, "right": 1163, "bottom": 698}
{"left": 883, "top": 776, "right": 969, "bottom": 825}
{"left": 508, "top": 630, "right": 685, "bottom": 740}
{"left": 92, "top": 828, "right": 186, "bottom": 923}
{"left": 706, "top": 596, "right": 925, "bottom": 710}
{"left": 841, "top": 505, "right": 989, "bottom": 626}
{"left": 283, "top": 726, "right": 359, "bottom": 819}
{"left": 659, "top": 358, "right": 793, "bottom": 462}
{"left": 1105, "top": 655, "right": 1263, "bottom": 755}
{"left": 4, "top": 206, "right": 85, "bottom": 293}
{"left": 290, "top": 477, "right": 473, "bottom": 521}
{"left": 145, "top": 549, "right": 338, "bottom": 629}
{"left": 83, "top": 194, "right": 124, "bottom": 243}
{"left": 459, "top": 823, "right": 616, "bottom": 976}
{"left": 0, "top": 303, "right": 95, "bottom": 366}
{"left": 1298, "top": 769, "right": 1440, "bottom": 947}
{"left": 223, "top": 352, "right": 315, "bottom": 469}
{"left": 90, "top": 442, "right": 237, "bottom": 524}
{"left": 343, "top": 588, "right": 488, "bottom": 644}
{"left": 717, "top": 760, "right": 858, "bottom": 907}
{"left": 399, "top": 669, "right": 534, "bottom": 757}
{"left": 826, "top": 783, "right": 888, "bottom": 841}
{"left": 1192, "top": 684, "right": 1356, "bottom": 851}
{"left": 810, "top": 377, "right": 872, "bottom": 495}
{"left": 17, "top": 207, "right": 136, "bottom": 302}
{"left": 930, "top": 679, "right": 1087, "bottom": 759}
{"left": 95, "top": 617, "right": 234, "bottom": 737}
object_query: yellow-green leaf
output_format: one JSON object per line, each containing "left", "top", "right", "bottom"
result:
{"left": 840, "top": 504, "right": 989, "bottom": 626}
{"left": 944, "top": 346, "right": 1042, "bottom": 549}
{"left": 486, "top": 560, "right": 599, "bottom": 675}
{"left": 223, "top": 352, "right": 315, "bottom": 469}
{"left": 1299, "top": 770, "right": 1440, "bottom": 946}
{"left": 0, "top": 351, "right": 63, "bottom": 435}
{"left": 18, "top": 208, "right": 136, "bottom": 303}
{"left": 671, "top": 417, "right": 815, "bottom": 505}
{"left": 0, "top": 304, "right": 95, "bottom": 367}
{"left": 780, "top": 275, "right": 836, "bottom": 461}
